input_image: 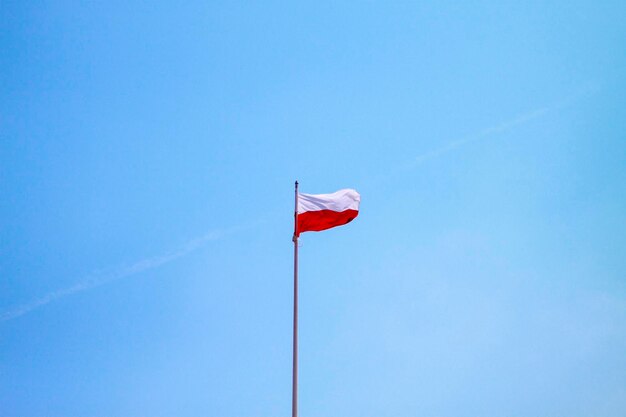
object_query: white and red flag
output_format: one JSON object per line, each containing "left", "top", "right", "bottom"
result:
{"left": 296, "top": 188, "right": 360, "bottom": 236}
{"left": 290, "top": 184, "right": 359, "bottom": 416}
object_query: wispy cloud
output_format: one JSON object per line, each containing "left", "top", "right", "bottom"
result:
{"left": 413, "top": 105, "right": 551, "bottom": 164}
{"left": 0, "top": 227, "right": 240, "bottom": 322}
{"left": 408, "top": 83, "right": 600, "bottom": 167}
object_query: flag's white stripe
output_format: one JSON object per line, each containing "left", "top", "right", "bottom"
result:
{"left": 298, "top": 189, "right": 360, "bottom": 213}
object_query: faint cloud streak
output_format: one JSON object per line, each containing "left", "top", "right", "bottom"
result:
{"left": 413, "top": 106, "right": 551, "bottom": 164}
{"left": 410, "top": 83, "right": 600, "bottom": 167}
{"left": 1, "top": 227, "right": 238, "bottom": 322}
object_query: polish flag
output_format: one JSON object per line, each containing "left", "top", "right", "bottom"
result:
{"left": 296, "top": 189, "right": 360, "bottom": 236}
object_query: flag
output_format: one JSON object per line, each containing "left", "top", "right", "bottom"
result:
{"left": 296, "top": 188, "right": 360, "bottom": 236}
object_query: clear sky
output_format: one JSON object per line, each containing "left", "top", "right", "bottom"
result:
{"left": 1, "top": 1, "right": 625, "bottom": 416}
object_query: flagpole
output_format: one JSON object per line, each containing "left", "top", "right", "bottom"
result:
{"left": 292, "top": 180, "right": 299, "bottom": 417}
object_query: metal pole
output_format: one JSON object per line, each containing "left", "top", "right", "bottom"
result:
{"left": 292, "top": 180, "right": 299, "bottom": 417}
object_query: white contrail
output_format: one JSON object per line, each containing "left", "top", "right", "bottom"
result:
{"left": 413, "top": 106, "right": 551, "bottom": 164}
{"left": 408, "top": 83, "right": 600, "bottom": 167}
{"left": 0, "top": 228, "right": 233, "bottom": 322}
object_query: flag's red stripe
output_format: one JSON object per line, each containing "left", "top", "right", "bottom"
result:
{"left": 297, "top": 209, "right": 359, "bottom": 236}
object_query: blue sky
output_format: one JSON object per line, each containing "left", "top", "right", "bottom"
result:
{"left": 1, "top": 1, "right": 625, "bottom": 416}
